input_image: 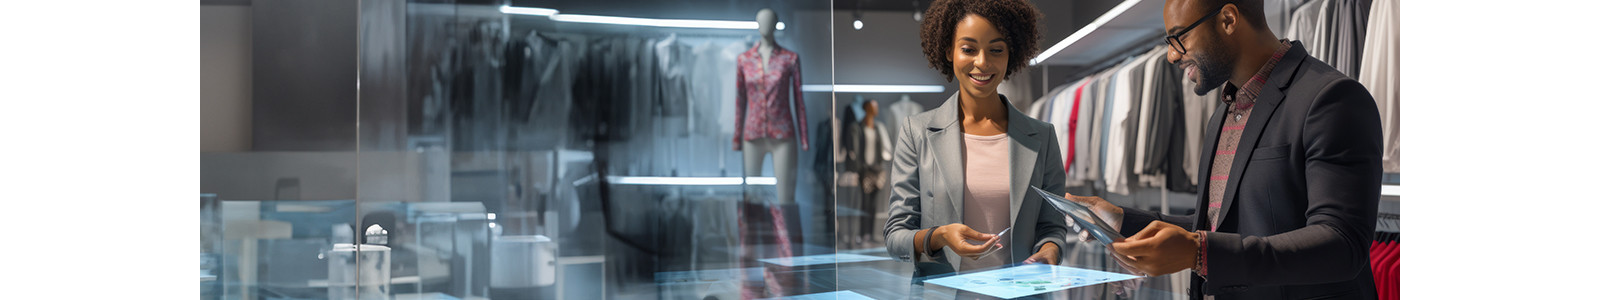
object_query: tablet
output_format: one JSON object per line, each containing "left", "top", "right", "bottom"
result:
{"left": 1031, "top": 186, "right": 1125, "bottom": 243}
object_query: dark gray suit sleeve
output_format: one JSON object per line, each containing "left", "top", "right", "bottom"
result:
{"left": 1034, "top": 125, "right": 1071, "bottom": 255}
{"left": 1203, "top": 79, "right": 1381, "bottom": 288}
{"left": 1119, "top": 205, "right": 1198, "bottom": 235}
{"left": 885, "top": 117, "right": 937, "bottom": 262}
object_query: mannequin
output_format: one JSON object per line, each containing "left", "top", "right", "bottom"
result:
{"left": 842, "top": 96, "right": 890, "bottom": 248}
{"left": 886, "top": 93, "right": 925, "bottom": 145}
{"left": 734, "top": 8, "right": 809, "bottom": 298}
{"left": 734, "top": 8, "right": 808, "bottom": 206}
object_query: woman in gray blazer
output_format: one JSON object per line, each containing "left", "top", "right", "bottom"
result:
{"left": 883, "top": 0, "right": 1070, "bottom": 278}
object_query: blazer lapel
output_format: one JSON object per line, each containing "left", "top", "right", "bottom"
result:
{"left": 1195, "top": 103, "right": 1226, "bottom": 230}
{"left": 928, "top": 93, "right": 965, "bottom": 222}
{"left": 1005, "top": 96, "right": 1040, "bottom": 226}
{"left": 1216, "top": 43, "right": 1309, "bottom": 229}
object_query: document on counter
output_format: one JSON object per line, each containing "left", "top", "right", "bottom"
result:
{"left": 924, "top": 264, "right": 1142, "bottom": 299}
{"left": 758, "top": 253, "right": 892, "bottom": 267}
{"left": 758, "top": 290, "right": 873, "bottom": 300}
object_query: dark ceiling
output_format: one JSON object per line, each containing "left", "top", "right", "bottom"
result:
{"left": 506, "top": 0, "right": 932, "bottom": 15}
{"left": 835, "top": 0, "right": 929, "bottom": 12}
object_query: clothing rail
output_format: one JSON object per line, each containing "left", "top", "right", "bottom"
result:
{"left": 1375, "top": 212, "right": 1399, "bottom": 233}
{"left": 1042, "top": 37, "right": 1169, "bottom": 91}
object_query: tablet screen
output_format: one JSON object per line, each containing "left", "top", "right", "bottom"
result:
{"left": 1031, "top": 186, "right": 1125, "bottom": 243}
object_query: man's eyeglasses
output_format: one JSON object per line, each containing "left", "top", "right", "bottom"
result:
{"left": 1164, "top": 2, "right": 1233, "bottom": 55}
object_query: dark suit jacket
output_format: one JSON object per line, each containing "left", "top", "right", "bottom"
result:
{"left": 1119, "top": 41, "right": 1383, "bottom": 300}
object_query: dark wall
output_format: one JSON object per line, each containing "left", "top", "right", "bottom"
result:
{"left": 251, "top": 0, "right": 360, "bottom": 151}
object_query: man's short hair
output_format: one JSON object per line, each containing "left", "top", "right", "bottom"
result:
{"left": 1192, "top": 0, "right": 1268, "bottom": 30}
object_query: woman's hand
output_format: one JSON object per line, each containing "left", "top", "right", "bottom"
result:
{"left": 930, "top": 223, "right": 1000, "bottom": 260}
{"left": 1022, "top": 242, "right": 1059, "bottom": 265}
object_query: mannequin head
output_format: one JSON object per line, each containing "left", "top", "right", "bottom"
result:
{"left": 757, "top": 9, "right": 778, "bottom": 39}
{"left": 865, "top": 100, "right": 879, "bottom": 127}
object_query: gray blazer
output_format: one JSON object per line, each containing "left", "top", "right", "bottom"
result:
{"left": 883, "top": 93, "right": 1070, "bottom": 277}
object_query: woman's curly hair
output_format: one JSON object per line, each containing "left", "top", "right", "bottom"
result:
{"left": 919, "top": 0, "right": 1043, "bottom": 82}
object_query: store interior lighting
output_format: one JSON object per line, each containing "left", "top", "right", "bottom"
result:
{"left": 801, "top": 84, "right": 945, "bottom": 93}
{"left": 607, "top": 176, "right": 778, "bottom": 186}
{"left": 501, "top": 5, "right": 784, "bottom": 30}
{"left": 1029, "top": 0, "right": 1142, "bottom": 65}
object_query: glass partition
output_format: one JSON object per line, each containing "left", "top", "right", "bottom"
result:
{"left": 203, "top": 0, "right": 1199, "bottom": 299}
{"left": 352, "top": 0, "right": 835, "bottom": 299}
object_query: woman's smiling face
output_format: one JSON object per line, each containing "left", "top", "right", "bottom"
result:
{"left": 950, "top": 14, "right": 1008, "bottom": 100}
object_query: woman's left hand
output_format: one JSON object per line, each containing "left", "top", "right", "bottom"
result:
{"left": 1022, "top": 242, "right": 1060, "bottom": 265}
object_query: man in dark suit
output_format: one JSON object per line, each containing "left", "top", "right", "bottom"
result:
{"left": 1064, "top": 0, "right": 1382, "bottom": 299}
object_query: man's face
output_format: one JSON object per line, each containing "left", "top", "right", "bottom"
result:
{"left": 1164, "top": 0, "right": 1235, "bottom": 95}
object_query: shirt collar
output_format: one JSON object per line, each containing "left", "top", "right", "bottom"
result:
{"left": 1221, "top": 39, "right": 1292, "bottom": 111}
{"left": 745, "top": 41, "right": 786, "bottom": 57}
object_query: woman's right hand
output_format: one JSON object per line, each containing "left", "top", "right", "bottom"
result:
{"left": 930, "top": 223, "right": 1000, "bottom": 260}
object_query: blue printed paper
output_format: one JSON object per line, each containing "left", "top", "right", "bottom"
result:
{"left": 759, "top": 290, "right": 874, "bottom": 300}
{"left": 924, "top": 264, "right": 1141, "bottom": 299}
{"left": 758, "top": 253, "right": 892, "bottom": 267}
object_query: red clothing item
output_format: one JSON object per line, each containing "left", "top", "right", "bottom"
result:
{"left": 1374, "top": 241, "right": 1392, "bottom": 300}
{"left": 1384, "top": 242, "right": 1399, "bottom": 300}
{"left": 1370, "top": 240, "right": 1400, "bottom": 300}
{"left": 735, "top": 43, "right": 808, "bottom": 150}
{"left": 1064, "top": 79, "right": 1089, "bottom": 171}
{"left": 1389, "top": 259, "right": 1399, "bottom": 300}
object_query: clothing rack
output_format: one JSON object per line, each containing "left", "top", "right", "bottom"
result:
{"left": 1375, "top": 212, "right": 1399, "bottom": 234}
{"left": 1040, "top": 36, "right": 1183, "bottom": 216}
{"left": 1040, "top": 37, "right": 1168, "bottom": 93}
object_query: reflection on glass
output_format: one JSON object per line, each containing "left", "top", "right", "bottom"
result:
{"left": 207, "top": 0, "right": 832, "bottom": 299}
{"left": 327, "top": 243, "right": 391, "bottom": 300}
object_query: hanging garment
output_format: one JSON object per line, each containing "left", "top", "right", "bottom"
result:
{"left": 734, "top": 43, "right": 809, "bottom": 150}
{"left": 1071, "top": 76, "right": 1099, "bottom": 184}
{"left": 1105, "top": 58, "right": 1146, "bottom": 195}
{"left": 1360, "top": 0, "right": 1399, "bottom": 173}
{"left": 1285, "top": 0, "right": 1326, "bottom": 52}
{"left": 509, "top": 31, "right": 585, "bottom": 150}
{"left": 1051, "top": 79, "right": 1088, "bottom": 176}
{"left": 1063, "top": 79, "right": 1090, "bottom": 178}
{"left": 1093, "top": 68, "right": 1119, "bottom": 187}
{"left": 1144, "top": 52, "right": 1192, "bottom": 193}
{"left": 1029, "top": 86, "right": 1056, "bottom": 120}
{"left": 1133, "top": 50, "right": 1163, "bottom": 186}
{"left": 886, "top": 94, "right": 927, "bottom": 147}
{"left": 691, "top": 41, "right": 748, "bottom": 136}
{"left": 1265, "top": 0, "right": 1311, "bottom": 37}
{"left": 1180, "top": 63, "right": 1223, "bottom": 190}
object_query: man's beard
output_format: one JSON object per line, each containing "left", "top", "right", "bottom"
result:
{"left": 1191, "top": 34, "right": 1236, "bottom": 96}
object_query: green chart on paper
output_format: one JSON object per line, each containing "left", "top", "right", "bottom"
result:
{"left": 924, "top": 264, "right": 1142, "bottom": 298}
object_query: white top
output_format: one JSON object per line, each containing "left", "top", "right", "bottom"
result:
{"left": 960, "top": 132, "right": 1011, "bottom": 271}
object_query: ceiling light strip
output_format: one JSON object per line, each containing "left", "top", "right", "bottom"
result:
{"left": 1030, "top": 0, "right": 1142, "bottom": 65}
{"left": 606, "top": 176, "right": 777, "bottom": 186}
{"left": 502, "top": 5, "right": 783, "bottom": 31}
{"left": 801, "top": 84, "right": 945, "bottom": 93}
